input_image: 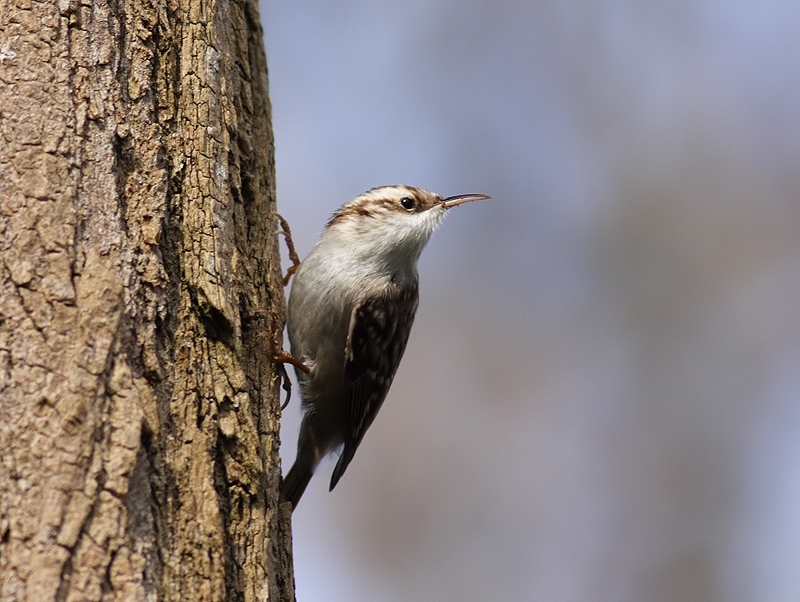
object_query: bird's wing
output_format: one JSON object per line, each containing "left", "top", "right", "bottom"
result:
{"left": 329, "top": 285, "right": 419, "bottom": 490}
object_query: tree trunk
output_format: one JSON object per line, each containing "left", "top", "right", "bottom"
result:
{"left": 0, "top": 0, "right": 295, "bottom": 599}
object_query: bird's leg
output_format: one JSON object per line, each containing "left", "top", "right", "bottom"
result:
{"left": 273, "top": 350, "right": 310, "bottom": 410}
{"left": 254, "top": 305, "right": 310, "bottom": 409}
{"left": 271, "top": 212, "right": 302, "bottom": 286}
{"left": 274, "top": 349, "right": 311, "bottom": 374}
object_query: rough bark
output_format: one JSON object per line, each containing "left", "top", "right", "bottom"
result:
{"left": 0, "top": 0, "right": 295, "bottom": 599}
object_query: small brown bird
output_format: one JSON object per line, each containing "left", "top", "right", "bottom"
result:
{"left": 281, "top": 185, "right": 490, "bottom": 509}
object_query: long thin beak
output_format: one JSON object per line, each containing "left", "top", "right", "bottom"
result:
{"left": 440, "top": 193, "right": 491, "bottom": 208}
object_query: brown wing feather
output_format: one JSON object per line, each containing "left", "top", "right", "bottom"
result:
{"left": 329, "top": 284, "right": 419, "bottom": 490}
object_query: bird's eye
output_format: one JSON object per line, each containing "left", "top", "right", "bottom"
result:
{"left": 400, "top": 197, "right": 415, "bottom": 211}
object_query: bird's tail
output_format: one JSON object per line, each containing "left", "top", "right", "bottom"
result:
{"left": 281, "top": 457, "right": 314, "bottom": 510}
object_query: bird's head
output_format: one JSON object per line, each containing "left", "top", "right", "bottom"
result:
{"left": 324, "top": 185, "right": 490, "bottom": 269}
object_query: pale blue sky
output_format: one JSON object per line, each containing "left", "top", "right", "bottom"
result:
{"left": 263, "top": 2, "right": 800, "bottom": 600}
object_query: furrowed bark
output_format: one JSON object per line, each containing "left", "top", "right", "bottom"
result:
{"left": 0, "top": 0, "right": 295, "bottom": 599}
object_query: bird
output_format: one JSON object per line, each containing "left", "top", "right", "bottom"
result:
{"left": 280, "top": 185, "right": 490, "bottom": 509}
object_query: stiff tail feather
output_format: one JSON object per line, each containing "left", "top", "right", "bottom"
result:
{"left": 281, "top": 459, "right": 314, "bottom": 510}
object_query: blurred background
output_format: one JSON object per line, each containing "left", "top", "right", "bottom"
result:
{"left": 262, "top": 2, "right": 800, "bottom": 601}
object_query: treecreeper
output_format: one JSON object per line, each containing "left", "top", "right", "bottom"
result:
{"left": 277, "top": 185, "right": 490, "bottom": 509}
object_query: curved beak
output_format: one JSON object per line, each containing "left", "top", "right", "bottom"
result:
{"left": 440, "top": 193, "right": 491, "bottom": 208}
